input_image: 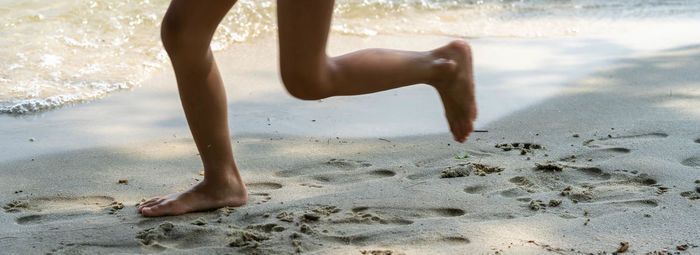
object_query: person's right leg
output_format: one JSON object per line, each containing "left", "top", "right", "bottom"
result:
{"left": 277, "top": 0, "right": 477, "bottom": 142}
{"left": 138, "top": 0, "right": 247, "bottom": 217}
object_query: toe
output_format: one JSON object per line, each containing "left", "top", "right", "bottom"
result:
{"left": 143, "top": 199, "right": 187, "bottom": 217}
{"left": 141, "top": 207, "right": 155, "bottom": 217}
{"left": 138, "top": 203, "right": 152, "bottom": 213}
{"left": 138, "top": 199, "right": 160, "bottom": 211}
{"left": 448, "top": 120, "right": 461, "bottom": 142}
{"left": 138, "top": 198, "right": 167, "bottom": 214}
{"left": 455, "top": 132, "right": 465, "bottom": 143}
{"left": 139, "top": 197, "right": 160, "bottom": 206}
{"left": 456, "top": 120, "right": 472, "bottom": 143}
{"left": 142, "top": 204, "right": 165, "bottom": 217}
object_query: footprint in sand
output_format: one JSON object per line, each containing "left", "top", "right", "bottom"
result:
{"left": 591, "top": 132, "right": 668, "bottom": 143}
{"left": 560, "top": 147, "right": 631, "bottom": 163}
{"left": 133, "top": 205, "right": 346, "bottom": 251}
{"left": 504, "top": 164, "right": 663, "bottom": 219}
{"left": 409, "top": 162, "right": 504, "bottom": 181}
{"left": 320, "top": 206, "right": 466, "bottom": 246}
{"left": 680, "top": 180, "right": 700, "bottom": 200}
{"left": 3, "top": 195, "right": 114, "bottom": 213}
{"left": 680, "top": 191, "right": 700, "bottom": 200}
{"left": 246, "top": 182, "right": 283, "bottom": 191}
{"left": 350, "top": 206, "right": 465, "bottom": 217}
{"left": 463, "top": 184, "right": 488, "bottom": 194}
{"left": 3, "top": 196, "right": 116, "bottom": 225}
{"left": 463, "top": 176, "right": 543, "bottom": 198}
{"left": 681, "top": 156, "right": 700, "bottom": 168}
{"left": 412, "top": 150, "right": 493, "bottom": 169}
{"left": 575, "top": 132, "right": 669, "bottom": 163}
{"left": 508, "top": 166, "right": 614, "bottom": 195}
{"left": 300, "top": 183, "right": 324, "bottom": 188}
{"left": 15, "top": 212, "right": 94, "bottom": 225}
{"left": 136, "top": 221, "right": 271, "bottom": 250}
{"left": 327, "top": 206, "right": 465, "bottom": 227}
{"left": 557, "top": 172, "right": 661, "bottom": 215}
{"left": 136, "top": 222, "right": 176, "bottom": 246}
{"left": 406, "top": 169, "right": 439, "bottom": 181}
{"left": 275, "top": 159, "right": 372, "bottom": 177}
{"left": 498, "top": 187, "right": 531, "bottom": 198}
{"left": 329, "top": 232, "right": 470, "bottom": 246}
{"left": 244, "top": 182, "right": 281, "bottom": 205}
{"left": 436, "top": 236, "right": 470, "bottom": 245}
{"left": 249, "top": 192, "right": 272, "bottom": 205}
{"left": 583, "top": 132, "right": 668, "bottom": 148}
{"left": 413, "top": 157, "right": 444, "bottom": 168}
{"left": 464, "top": 184, "right": 532, "bottom": 200}
{"left": 508, "top": 176, "right": 539, "bottom": 193}
{"left": 326, "top": 158, "right": 372, "bottom": 169}
{"left": 311, "top": 169, "right": 396, "bottom": 185}
{"left": 565, "top": 166, "right": 612, "bottom": 181}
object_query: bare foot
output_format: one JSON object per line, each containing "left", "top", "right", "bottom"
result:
{"left": 138, "top": 176, "right": 247, "bottom": 217}
{"left": 428, "top": 40, "right": 478, "bottom": 143}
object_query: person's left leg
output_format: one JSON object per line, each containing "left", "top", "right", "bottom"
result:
{"left": 137, "top": 0, "right": 247, "bottom": 217}
{"left": 277, "top": 0, "right": 477, "bottom": 142}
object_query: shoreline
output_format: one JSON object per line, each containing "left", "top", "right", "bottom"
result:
{"left": 0, "top": 33, "right": 644, "bottom": 162}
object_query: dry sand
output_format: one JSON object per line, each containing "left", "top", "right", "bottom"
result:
{"left": 1, "top": 34, "right": 699, "bottom": 254}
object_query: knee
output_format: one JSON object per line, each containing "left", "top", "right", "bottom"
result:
{"left": 280, "top": 68, "right": 333, "bottom": 101}
{"left": 160, "top": 8, "right": 201, "bottom": 55}
{"left": 160, "top": 11, "right": 183, "bottom": 53}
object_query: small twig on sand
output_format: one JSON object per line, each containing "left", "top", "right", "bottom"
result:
{"left": 474, "top": 130, "right": 488, "bottom": 133}
{"left": 378, "top": 138, "right": 391, "bottom": 142}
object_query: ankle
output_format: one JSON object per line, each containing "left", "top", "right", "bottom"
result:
{"left": 426, "top": 40, "right": 471, "bottom": 90}
{"left": 201, "top": 165, "right": 243, "bottom": 185}
{"left": 426, "top": 56, "right": 457, "bottom": 90}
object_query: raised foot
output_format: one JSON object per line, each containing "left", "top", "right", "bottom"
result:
{"left": 429, "top": 40, "right": 478, "bottom": 143}
{"left": 138, "top": 178, "right": 247, "bottom": 217}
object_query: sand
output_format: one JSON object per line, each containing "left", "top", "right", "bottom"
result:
{"left": 1, "top": 33, "right": 699, "bottom": 254}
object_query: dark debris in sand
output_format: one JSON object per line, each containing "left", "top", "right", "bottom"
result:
{"left": 495, "top": 143, "right": 544, "bottom": 154}
{"left": 136, "top": 222, "right": 174, "bottom": 245}
{"left": 680, "top": 191, "right": 699, "bottom": 200}
{"left": 228, "top": 228, "right": 270, "bottom": 247}
{"left": 360, "top": 250, "right": 398, "bottom": 255}
{"left": 2, "top": 200, "right": 28, "bottom": 213}
{"left": 535, "top": 163, "right": 564, "bottom": 172}
{"left": 441, "top": 165, "right": 471, "bottom": 178}
{"left": 441, "top": 163, "right": 504, "bottom": 178}
{"left": 108, "top": 202, "right": 124, "bottom": 214}
{"left": 529, "top": 200, "right": 547, "bottom": 211}
{"left": 527, "top": 199, "right": 562, "bottom": 211}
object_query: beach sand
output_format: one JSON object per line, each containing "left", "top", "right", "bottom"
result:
{"left": 1, "top": 34, "right": 699, "bottom": 254}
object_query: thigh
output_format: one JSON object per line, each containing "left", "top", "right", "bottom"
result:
{"left": 276, "top": 0, "right": 334, "bottom": 71}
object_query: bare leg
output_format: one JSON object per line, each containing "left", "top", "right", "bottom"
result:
{"left": 277, "top": 0, "right": 477, "bottom": 142}
{"left": 138, "top": 0, "right": 247, "bottom": 217}
{"left": 140, "top": 0, "right": 476, "bottom": 216}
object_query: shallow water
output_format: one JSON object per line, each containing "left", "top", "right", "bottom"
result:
{"left": 1, "top": 0, "right": 699, "bottom": 114}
